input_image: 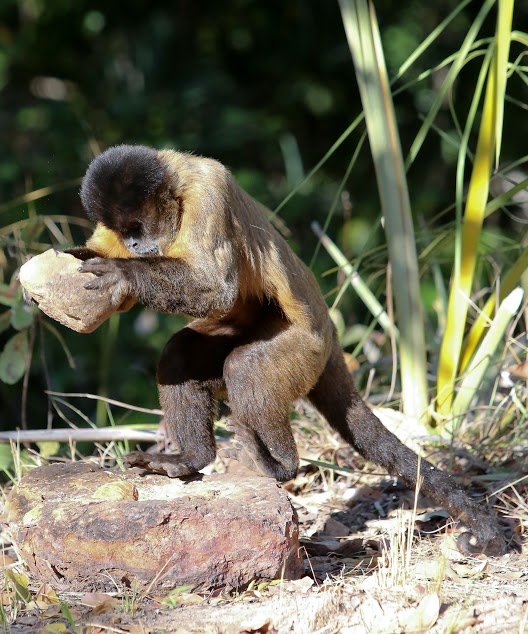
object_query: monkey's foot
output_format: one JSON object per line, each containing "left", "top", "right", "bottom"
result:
{"left": 456, "top": 526, "right": 506, "bottom": 557}
{"left": 124, "top": 451, "right": 199, "bottom": 478}
{"left": 225, "top": 442, "right": 261, "bottom": 474}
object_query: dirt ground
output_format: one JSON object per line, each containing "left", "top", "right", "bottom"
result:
{"left": 1, "top": 409, "right": 526, "bottom": 633}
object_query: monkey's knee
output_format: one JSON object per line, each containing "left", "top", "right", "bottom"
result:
{"left": 224, "top": 346, "right": 289, "bottom": 410}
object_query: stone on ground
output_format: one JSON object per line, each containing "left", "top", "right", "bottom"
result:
{"left": 2, "top": 462, "right": 303, "bottom": 592}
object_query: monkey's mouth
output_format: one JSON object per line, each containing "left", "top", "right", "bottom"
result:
{"left": 127, "top": 244, "right": 161, "bottom": 257}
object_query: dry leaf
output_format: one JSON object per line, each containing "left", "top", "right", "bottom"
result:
{"left": 400, "top": 593, "right": 440, "bottom": 633}
{"left": 92, "top": 599, "right": 119, "bottom": 615}
{"left": 440, "top": 534, "right": 466, "bottom": 561}
{"left": 81, "top": 592, "right": 118, "bottom": 607}
{"left": 285, "top": 576, "right": 314, "bottom": 593}
{"left": 507, "top": 361, "right": 528, "bottom": 378}
{"left": 414, "top": 509, "right": 450, "bottom": 523}
{"left": 42, "top": 623, "right": 69, "bottom": 633}
{"left": 39, "top": 605, "right": 63, "bottom": 619}
{"left": 176, "top": 593, "right": 206, "bottom": 606}
{"left": 160, "top": 590, "right": 205, "bottom": 608}
{"left": 451, "top": 559, "right": 487, "bottom": 578}
{"left": 129, "top": 626, "right": 149, "bottom": 634}
{"left": 36, "top": 584, "right": 60, "bottom": 605}
{"left": 0, "top": 554, "right": 16, "bottom": 568}
{"left": 323, "top": 517, "right": 350, "bottom": 537}
{"left": 415, "top": 560, "right": 446, "bottom": 581}
{"left": 80, "top": 592, "right": 120, "bottom": 615}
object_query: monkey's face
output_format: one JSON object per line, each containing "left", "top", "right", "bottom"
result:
{"left": 121, "top": 218, "right": 160, "bottom": 257}
{"left": 110, "top": 194, "right": 181, "bottom": 258}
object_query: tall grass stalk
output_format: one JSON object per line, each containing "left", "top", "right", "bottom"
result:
{"left": 338, "top": 0, "right": 428, "bottom": 421}
{"left": 452, "top": 287, "right": 523, "bottom": 424}
{"left": 436, "top": 0, "right": 515, "bottom": 417}
{"left": 460, "top": 250, "right": 528, "bottom": 372}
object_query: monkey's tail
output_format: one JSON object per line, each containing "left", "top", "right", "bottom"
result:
{"left": 307, "top": 341, "right": 505, "bottom": 556}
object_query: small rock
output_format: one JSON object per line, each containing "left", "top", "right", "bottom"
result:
{"left": 19, "top": 249, "right": 134, "bottom": 333}
{"left": 2, "top": 462, "right": 303, "bottom": 592}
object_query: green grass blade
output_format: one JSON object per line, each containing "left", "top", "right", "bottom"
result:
{"left": 452, "top": 287, "right": 523, "bottom": 423}
{"left": 311, "top": 221, "right": 398, "bottom": 339}
{"left": 460, "top": 249, "right": 528, "bottom": 371}
{"left": 339, "top": 0, "right": 428, "bottom": 421}
{"left": 494, "top": 0, "right": 515, "bottom": 167}
{"left": 511, "top": 30, "right": 528, "bottom": 47}
{"left": 310, "top": 130, "right": 367, "bottom": 267}
{"left": 406, "top": 0, "right": 496, "bottom": 169}
{"left": 436, "top": 5, "right": 514, "bottom": 417}
{"left": 485, "top": 175, "right": 528, "bottom": 216}
{"left": 273, "top": 113, "right": 364, "bottom": 217}
{"left": 393, "top": 0, "right": 473, "bottom": 81}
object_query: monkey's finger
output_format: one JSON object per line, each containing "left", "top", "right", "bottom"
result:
{"left": 80, "top": 256, "right": 106, "bottom": 266}
{"left": 79, "top": 257, "right": 112, "bottom": 275}
{"left": 84, "top": 276, "right": 114, "bottom": 291}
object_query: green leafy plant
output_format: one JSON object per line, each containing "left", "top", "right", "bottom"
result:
{"left": 335, "top": 0, "right": 525, "bottom": 429}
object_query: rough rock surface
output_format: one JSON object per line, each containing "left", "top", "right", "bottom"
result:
{"left": 19, "top": 249, "right": 134, "bottom": 333}
{"left": 2, "top": 462, "right": 303, "bottom": 592}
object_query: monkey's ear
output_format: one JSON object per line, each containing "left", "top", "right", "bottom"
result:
{"left": 169, "top": 189, "right": 183, "bottom": 212}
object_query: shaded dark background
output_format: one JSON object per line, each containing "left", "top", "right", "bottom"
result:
{"left": 1, "top": 0, "right": 526, "bottom": 429}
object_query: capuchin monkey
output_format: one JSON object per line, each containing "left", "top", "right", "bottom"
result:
{"left": 69, "top": 144, "right": 505, "bottom": 556}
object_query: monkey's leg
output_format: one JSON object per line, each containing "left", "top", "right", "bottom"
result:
{"left": 224, "top": 328, "right": 324, "bottom": 482}
{"left": 308, "top": 340, "right": 505, "bottom": 556}
{"left": 125, "top": 327, "right": 236, "bottom": 477}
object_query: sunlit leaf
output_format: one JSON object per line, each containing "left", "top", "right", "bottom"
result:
{"left": 0, "top": 311, "right": 11, "bottom": 334}
{"left": 10, "top": 302, "right": 35, "bottom": 330}
{"left": 36, "top": 441, "right": 61, "bottom": 459}
{"left": 0, "top": 282, "right": 19, "bottom": 308}
{"left": 0, "top": 445, "right": 15, "bottom": 473}
{"left": 0, "top": 331, "right": 29, "bottom": 385}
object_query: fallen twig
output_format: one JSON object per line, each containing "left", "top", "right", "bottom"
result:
{"left": 0, "top": 428, "right": 165, "bottom": 444}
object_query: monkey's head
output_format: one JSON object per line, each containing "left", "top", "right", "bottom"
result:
{"left": 80, "top": 145, "right": 181, "bottom": 256}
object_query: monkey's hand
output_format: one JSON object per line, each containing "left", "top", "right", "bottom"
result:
{"left": 80, "top": 257, "right": 135, "bottom": 308}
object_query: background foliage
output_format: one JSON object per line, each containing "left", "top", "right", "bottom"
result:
{"left": 1, "top": 0, "right": 527, "bottom": 430}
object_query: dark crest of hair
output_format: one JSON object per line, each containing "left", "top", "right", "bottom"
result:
{"left": 80, "top": 145, "right": 166, "bottom": 225}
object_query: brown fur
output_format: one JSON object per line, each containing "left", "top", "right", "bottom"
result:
{"left": 69, "top": 145, "right": 505, "bottom": 556}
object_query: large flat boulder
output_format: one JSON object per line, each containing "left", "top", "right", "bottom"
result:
{"left": 2, "top": 462, "right": 303, "bottom": 592}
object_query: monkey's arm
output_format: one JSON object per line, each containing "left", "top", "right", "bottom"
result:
{"left": 64, "top": 247, "right": 102, "bottom": 261}
{"left": 80, "top": 256, "right": 238, "bottom": 318}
